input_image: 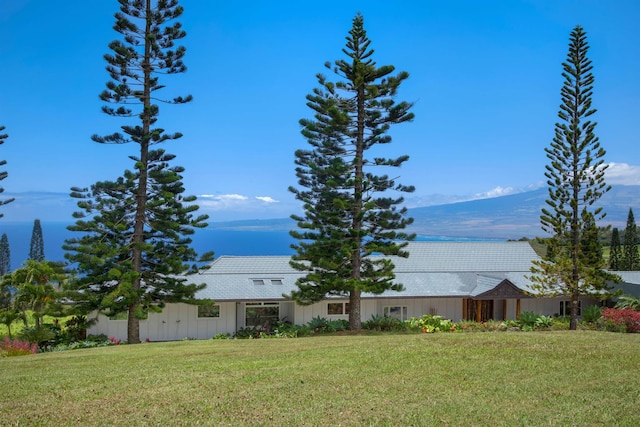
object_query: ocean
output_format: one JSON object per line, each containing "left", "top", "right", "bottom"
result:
{"left": 0, "top": 221, "right": 502, "bottom": 270}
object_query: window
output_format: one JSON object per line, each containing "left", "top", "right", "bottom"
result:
{"left": 559, "top": 300, "right": 581, "bottom": 316}
{"left": 383, "top": 306, "right": 408, "bottom": 321}
{"left": 327, "top": 302, "right": 350, "bottom": 315}
{"left": 198, "top": 304, "right": 220, "bottom": 318}
{"left": 251, "top": 278, "right": 283, "bottom": 285}
{"left": 245, "top": 302, "right": 279, "bottom": 329}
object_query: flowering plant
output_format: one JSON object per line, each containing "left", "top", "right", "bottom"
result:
{"left": 1, "top": 336, "right": 38, "bottom": 357}
{"left": 601, "top": 308, "right": 640, "bottom": 333}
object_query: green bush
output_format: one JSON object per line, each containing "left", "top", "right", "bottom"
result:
{"left": 362, "top": 314, "right": 406, "bottom": 331}
{"left": 307, "top": 316, "right": 330, "bottom": 333}
{"left": 212, "top": 333, "right": 231, "bottom": 340}
{"left": 18, "top": 325, "right": 57, "bottom": 349}
{"left": 582, "top": 305, "right": 602, "bottom": 323}
{"left": 535, "top": 315, "right": 553, "bottom": 329}
{"left": 234, "top": 327, "right": 260, "bottom": 339}
{"left": 518, "top": 311, "right": 539, "bottom": 328}
{"left": 407, "top": 315, "right": 455, "bottom": 333}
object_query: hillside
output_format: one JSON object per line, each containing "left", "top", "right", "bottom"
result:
{"left": 407, "top": 185, "right": 640, "bottom": 239}
{"left": 210, "top": 185, "right": 640, "bottom": 240}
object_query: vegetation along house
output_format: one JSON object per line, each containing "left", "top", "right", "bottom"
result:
{"left": 87, "top": 241, "right": 640, "bottom": 341}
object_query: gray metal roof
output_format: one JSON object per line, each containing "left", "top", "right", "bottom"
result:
{"left": 390, "top": 241, "right": 538, "bottom": 272}
{"left": 608, "top": 271, "right": 640, "bottom": 297}
{"left": 190, "top": 242, "right": 544, "bottom": 301}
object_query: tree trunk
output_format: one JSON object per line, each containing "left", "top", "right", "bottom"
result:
{"left": 349, "top": 289, "right": 361, "bottom": 330}
{"left": 569, "top": 291, "right": 579, "bottom": 331}
{"left": 127, "top": 0, "right": 153, "bottom": 344}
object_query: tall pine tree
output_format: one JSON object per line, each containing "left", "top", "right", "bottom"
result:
{"left": 65, "top": 150, "right": 211, "bottom": 323}
{"left": 529, "top": 26, "right": 612, "bottom": 330}
{"left": 289, "top": 14, "right": 414, "bottom": 330}
{"left": 621, "top": 208, "right": 639, "bottom": 270}
{"left": 0, "top": 233, "right": 10, "bottom": 275}
{"left": 0, "top": 125, "right": 15, "bottom": 218}
{"left": 66, "top": 0, "right": 211, "bottom": 344}
{"left": 609, "top": 227, "right": 621, "bottom": 270}
{"left": 29, "top": 219, "right": 45, "bottom": 261}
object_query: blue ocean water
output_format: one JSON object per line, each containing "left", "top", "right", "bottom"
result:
{"left": 0, "top": 221, "right": 502, "bottom": 270}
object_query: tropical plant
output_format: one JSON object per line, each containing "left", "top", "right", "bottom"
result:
{"left": 362, "top": 314, "right": 406, "bottom": 331}
{"left": 2, "top": 260, "right": 65, "bottom": 329}
{"left": 307, "top": 315, "right": 330, "bottom": 333}
{"left": 0, "top": 336, "right": 37, "bottom": 357}
{"left": 407, "top": 315, "right": 455, "bottom": 333}
{"left": 614, "top": 295, "right": 640, "bottom": 311}
{"left": 581, "top": 305, "right": 602, "bottom": 323}
{"left": 535, "top": 315, "right": 553, "bottom": 329}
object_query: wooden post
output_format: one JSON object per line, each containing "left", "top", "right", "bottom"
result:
{"left": 516, "top": 299, "right": 521, "bottom": 320}
{"left": 476, "top": 300, "right": 481, "bottom": 323}
{"left": 502, "top": 300, "right": 507, "bottom": 321}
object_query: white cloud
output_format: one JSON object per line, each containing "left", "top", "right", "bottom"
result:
{"left": 199, "top": 194, "right": 248, "bottom": 201}
{"left": 194, "top": 193, "right": 290, "bottom": 221}
{"left": 605, "top": 162, "right": 640, "bottom": 185}
{"left": 256, "top": 196, "right": 278, "bottom": 203}
{"left": 197, "top": 194, "right": 250, "bottom": 210}
{"left": 474, "top": 186, "right": 517, "bottom": 199}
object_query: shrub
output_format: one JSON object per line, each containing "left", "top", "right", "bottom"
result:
{"left": 234, "top": 326, "right": 260, "bottom": 339}
{"left": 18, "top": 325, "right": 57, "bottom": 349}
{"left": 362, "top": 314, "right": 406, "bottom": 331}
{"left": 614, "top": 295, "right": 640, "bottom": 311}
{"left": 1, "top": 336, "right": 38, "bottom": 357}
{"left": 535, "top": 315, "right": 553, "bottom": 329}
{"left": 307, "top": 316, "right": 330, "bottom": 333}
{"left": 212, "top": 333, "right": 231, "bottom": 340}
{"left": 518, "top": 311, "right": 539, "bottom": 328}
{"left": 601, "top": 308, "right": 640, "bottom": 333}
{"left": 407, "top": 315, "right": 455, "bottom": 333}
{"left": 582, "top": 305, "right": 602, "bottom": 323}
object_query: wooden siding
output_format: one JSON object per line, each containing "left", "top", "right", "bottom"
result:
{"left": 88, "top": 296, "right": 602, "bottom": 342}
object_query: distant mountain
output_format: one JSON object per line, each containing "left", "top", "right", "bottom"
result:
{"left": 208, "top": 185, "right": 640, "bottom": 240}
{"left": 407, "top": 185, "right": 640, "bottom": 239}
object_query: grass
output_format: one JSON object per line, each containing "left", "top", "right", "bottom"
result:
{"left": 2, "top": 331, "right": 639, "bottom": 426}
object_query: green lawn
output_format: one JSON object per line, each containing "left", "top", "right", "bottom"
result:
{"left": 2, "top": 332, "right": 639, "bottom": 426}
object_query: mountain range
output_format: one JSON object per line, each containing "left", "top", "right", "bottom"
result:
{"left": 212, "top": 185, "right": 640, "bottom": 240}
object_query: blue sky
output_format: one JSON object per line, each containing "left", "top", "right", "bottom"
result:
{"left": 0, "top": 0, "right": 639, "bottom": 222}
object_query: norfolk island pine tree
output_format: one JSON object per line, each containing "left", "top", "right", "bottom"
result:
{"left": 64, "top": 0, "right": 212, "bottom": 344}
{"left": 289, "top": 14, "right": 415, "bottom": 330}
{"left": 529, "top": 26, "right": 615, "bottom": 330}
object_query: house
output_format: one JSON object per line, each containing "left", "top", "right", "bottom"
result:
{"left": 86, "top": 241, "right": 638, "bottom": 341}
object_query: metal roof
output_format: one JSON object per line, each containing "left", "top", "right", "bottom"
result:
{"left": 190, "top": 242, "right": 544, "bottom": 301}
